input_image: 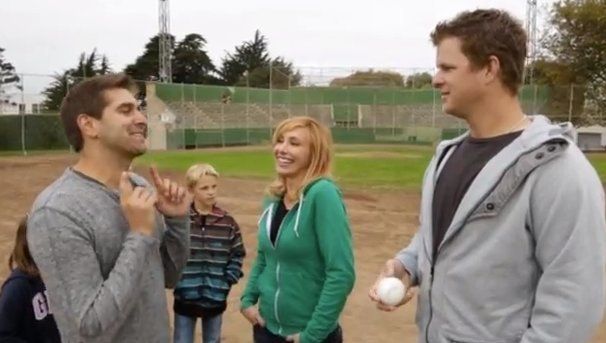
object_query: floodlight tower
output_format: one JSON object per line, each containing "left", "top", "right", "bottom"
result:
{"left": 524, "top": 0, "right": 538, "bottom": 85}
{"left": 159, "top": 0, "right": 172, "bottom": 83}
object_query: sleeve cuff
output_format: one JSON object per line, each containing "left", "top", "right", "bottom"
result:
{"left": 394, "top": 254, "right": 419, "bottom": 286}
{"left": 164, "top": 214, "right": 189, "bottom": 227}
{"left": 126, "top": 231, "right": 159, "bottom": 247}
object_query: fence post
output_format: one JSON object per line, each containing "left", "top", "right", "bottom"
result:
{"left": 532, "top": 84, "right": 538, "bottom": 115}
{"left": 391, "top": 88, "right": 396, "bottom": 136}
{"left": 345, "top": 88, "right": 351, "bottom": 131}
{"left": 432, "top": 88, "right": 437, "bottom": 130}
{"left": 221, "top": 102, "right": 225, "bottom": 148}
{"left": 20, "top": 74, "right": 26, "bottom": 156}
{"left": 432, "top": 88, "right": 436, "bottom": 128}
{"left": 372, "top": 92, "right": 377, "bottom": 134}
{"left": 568, "top": 84, "right": 574, "bottom": 123}
{"left": 288, "top": 74, "right": 292, "bottom": 118}
{"left": 269, "top": 60, "right": 273, "bottom": 137}
{"left": 246, "top": 82, "right": 250, "bottom": 145}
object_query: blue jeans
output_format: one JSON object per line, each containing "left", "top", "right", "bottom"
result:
{"left": 173, "top": 313, "right": 223, "bottom": 343}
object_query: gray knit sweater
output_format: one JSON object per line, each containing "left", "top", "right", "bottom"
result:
{"left": 27, "top": 168, "right": 190, "bottom": 343}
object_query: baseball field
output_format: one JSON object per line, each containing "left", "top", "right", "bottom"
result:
{"left": 1, "top": 144, "right": 604, "bottom": 342}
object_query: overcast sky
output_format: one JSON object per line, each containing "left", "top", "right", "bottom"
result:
{"left": 1, "top": 0, "right": 552, "bottom": 93}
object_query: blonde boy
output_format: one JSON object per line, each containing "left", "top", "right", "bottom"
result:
{"left": 173, "top": 164, "right": 246, "bottom": 343}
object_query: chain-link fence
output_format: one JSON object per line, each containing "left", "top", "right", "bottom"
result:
{"left": 0, "top": 69, "right": 602, "bottom": 153}
{"left": 150, "top": 68, "right": 589, "bottom": 150}
{"left": 0, "top": 73, "right": 70, "bottom": 153}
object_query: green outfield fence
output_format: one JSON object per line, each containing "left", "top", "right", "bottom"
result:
{"left": 153, "top": 83, "right": 553, "bottom": 149}
{"left": 1, "top": 74, "right": 593, "bottom": 153}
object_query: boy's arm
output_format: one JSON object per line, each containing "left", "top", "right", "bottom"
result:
{"left": 225, "top": 219, "right": 246, "bottom": 285}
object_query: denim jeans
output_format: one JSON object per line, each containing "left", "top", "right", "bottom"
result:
{"left": 173, "top": 313, "right": 223, "bottom": 343}
{"left": 252, "top": 324, "right": 343, "bottom": 343}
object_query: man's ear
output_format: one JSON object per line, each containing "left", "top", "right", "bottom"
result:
{"left": 483, "top": 55, "right": 501, "bottom": 85}
{"left": 76, "top": 113, "right": 99, "bottom": 139}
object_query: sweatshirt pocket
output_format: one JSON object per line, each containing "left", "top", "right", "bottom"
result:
{"left": 446, "top": 337, "right": 515, "bottom": 343}
{"left": 278, "top": 271, "right": 321, "bottom": 327}
{"left": 443, "top": 331, "right": 518, "bottom": 343}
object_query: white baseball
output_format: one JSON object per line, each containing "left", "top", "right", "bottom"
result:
{"left": 376, "top": 277, "right": 406, "bottom": 306}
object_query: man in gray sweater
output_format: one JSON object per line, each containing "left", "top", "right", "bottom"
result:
{"left": 27, "top": 74, "right": 191, "bottom": 342}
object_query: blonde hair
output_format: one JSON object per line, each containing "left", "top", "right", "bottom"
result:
{"left": 268, "top": 116, "right": 333, "bottom": 198}
{"left": 185, "top": 163, "right": 219, "bottom": 189}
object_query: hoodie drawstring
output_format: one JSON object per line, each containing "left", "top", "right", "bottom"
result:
{"left": 293, "top": 193, "right": 304, "bottom": 238}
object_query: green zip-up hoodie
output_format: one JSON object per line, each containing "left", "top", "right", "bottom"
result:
{"left": 240, "top": 178, "right": 355, "bottom": 343}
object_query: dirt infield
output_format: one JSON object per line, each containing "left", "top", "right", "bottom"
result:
{"left": 0, "top": 153, "right": 604, "bottom": 343}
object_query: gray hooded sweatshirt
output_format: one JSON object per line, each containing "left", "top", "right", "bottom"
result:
{"left": 396, "top": 115, "right": 606, "bottom": 343}
{"left": 27, "top": 168, "right": 190, "bottom": 343}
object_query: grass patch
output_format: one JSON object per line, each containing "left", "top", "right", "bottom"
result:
{"left": 0, "top": 149, "right": 71, "bottom": 157}
{"left": 137, "top": 146, "right": 606, "bottom": 189}
{"left": 6, "top": 145, "right": 606, "bottom": 190}
{"left": 136, "top": 145, "right": 434, "bottom": 189}
{"left": 586, "top": 153, "right": 606, "bottom": 181}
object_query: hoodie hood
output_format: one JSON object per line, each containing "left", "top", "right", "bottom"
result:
{"left": 436, "top": 115, "right": 574, "bottom": 159}
{"left": 302, "top": 176, "right": 335, "bottom": 194}
{"left": 419, "top": 115, "right": 575, "bottom": 260}
{"left": 259, "top": 177, "right": 336, "bottom": 239}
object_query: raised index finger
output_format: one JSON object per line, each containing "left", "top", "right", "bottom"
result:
{"left": 149, "top": 165, "right": 164, "bottom": 191}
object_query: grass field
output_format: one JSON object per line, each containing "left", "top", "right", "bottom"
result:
{"left": 136, "top": 145, "right": 434, "bottom": 189}
{"left": 586, "top": 152, "right": 606, "bottom": 181}
{"left": 4, "top": 144, "right": 606, "bottom": 188}
{"left": 2, "top": 146, "right": 606, "bottom": 342}
{"left": 136, "top": 144, "right": 606, "bottom": 188}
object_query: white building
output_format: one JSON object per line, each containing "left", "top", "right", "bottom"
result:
{"left": 0, "top": 93, "right": 45, "bottom": 115}
{"left": 574, "top": 125, "right": 606, "bottom": 152}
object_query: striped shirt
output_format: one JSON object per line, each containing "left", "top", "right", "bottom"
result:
{"left": 173, "top": 205, "right": 246, "bottom": 318}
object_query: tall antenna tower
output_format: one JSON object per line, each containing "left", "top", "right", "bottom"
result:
{"left": 525, "top": 0, "right": 538, "bottom": 85}
{"left": 159, "top": 0, "right": 172, "bottom": 83}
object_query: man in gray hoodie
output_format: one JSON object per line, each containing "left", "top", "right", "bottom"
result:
{"left": 370, "top": 9, "right": 606, "bottom": 343}
{"left": 27, "top": 74, "right": 191, "bottom": 342}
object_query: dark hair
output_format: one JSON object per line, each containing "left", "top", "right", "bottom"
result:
{"left": 431, "top": 9, "right": 527, "bottom": 95}
{"left": 60, "top": 73, "right": 138, "bottom": 152}
{"left": 8, "top": 216, "right": 39, "bottom": 277}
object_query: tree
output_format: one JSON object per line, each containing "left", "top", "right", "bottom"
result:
{"left": 220, "top": 30, "right": 270, "bottom": 86}
{"left": 42, "top": 49, "right": 111, "bottom": 111}
{"left": 329, "top": 70, "right": 404, "bottom": 87}
{"left": 543, "top": 0, "right": 606, "bottom": 120}
{"left": 0, "top": 47, "right": 21, "bottom": 113}
{"left": 527, "top": 59, "right": 586, "bottom": 124}
{"left": 172, "top": 33, "right": 218, "bottom": 84}
{"left": 268, "top": 57, "right": 302, "bottom": 89}
{"left": 42, "top": 71, "right": 70, "bottom": 113}
{"left": 99, "top": 56, "right": 110, "bottom": 75}
{"left": 124, "top": 34, "right": 175, "bottom": 81}
{"left": 405, "top": 72, "right": 433, "bottom": 88}
{"left": 219, "top": 30, "right": 300, "bottom": 88}
{"left": 73, "top": 49, "right": 102, "bottom": 80}
{"left": 236, "top": 57, "right": 301, "bottom": 89}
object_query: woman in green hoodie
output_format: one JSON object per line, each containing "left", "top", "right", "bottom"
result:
{"left": 240, "top": 116, "right": 356, "bottom": 343}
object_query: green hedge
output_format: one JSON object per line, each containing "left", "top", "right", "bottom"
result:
{"left": 0, "top": 114, "right": 69, "bottom": 151}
